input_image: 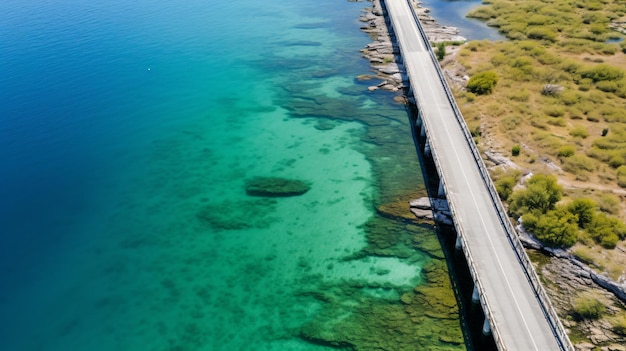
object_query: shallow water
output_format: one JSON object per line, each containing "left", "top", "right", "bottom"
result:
{"left": 0, "top": 0, "right": 466, "bottom": 350}
{"left": 420, "top": 0, "right": 505, "bottom": 41}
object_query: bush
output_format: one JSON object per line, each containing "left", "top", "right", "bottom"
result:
{"left": 586, "top": 212, "right": 626, "bottom": 247}
{"left": 572, "top": 293, "right": 605, "bottom": 320}
{"left": 436, "top": 42, "right": 446, "bottom": 61}
{"left": 562, "top": 154, "right": 596, "bottom": 174}
{"left": 596, "top": 80, "right": 619, "bottom": 92}
{"left": 509, "top": 174, "right": 562, "bottom": 216}
{"left": 467, "top": 71, "right": 498, "bottom": 95}
{"left": 557, "top": 145, "right": 575, "bottom": 157}
{"left": 566, "top": 198, "right": 597, "bottom": 228}
{"left": 508, "top": 89, "right": 530, "bottom": 102}
{"left": 530, "top": 208, "right": 578, "bottom": 247}
{"left": 544, "top": 105, "right": 565, "bottom": 117}
{"left": 526, "top": 27, "right": 557, "bottom": 42}
{"left": 581, "top": 64, "right": 624, "bottom": 82}
{"left": 496, "top": 175, "right": 518, "bottom": 200}
{"left": 559, "top": 90, "right": 581, "bottom": 105}
{"left": 569, "top": 126, "right": 589, "bottom": 138}
{"left": 512, "top": 144, "right": 521, "bottom": 156}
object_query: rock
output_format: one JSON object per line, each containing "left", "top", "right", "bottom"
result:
{"left": 244, "top": 177, "right": 311, "bottom": 197}
{"left": 409, "top": 197, "right": 453, "bottom": 225}
{"left": 410, "top": 207, "right": 433, "bottom": 220}
{"left": 485, "top": 150, "right": 520, "bottom": 170}
{"left": 375, "top": 63, "right": 400, "bottom": 75}
{"left": 409, "top": 197, "right": 430, "bottom": 209}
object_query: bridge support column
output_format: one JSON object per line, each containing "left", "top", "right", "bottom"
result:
{"left": 437, "top": 180, "right": 445, "bottom": 198}
{"left": 415, "top": 116, "right": 422, "bottom": 128}
{"left": 420, "top": 123, "right": 426, "bottom": 138}
{"left": 471, "top": 285, "right": 480, "bottom": 304}
{"left": 455, "top": 235, "right": 462, "bottom": 251}
{"left": 482, "top": 318, "right": 491, "bottom": 336}
{"left": 424, "top": 141, "right": 431, "bottom": 157}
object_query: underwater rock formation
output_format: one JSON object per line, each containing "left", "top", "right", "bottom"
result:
{"left": 196, "top": 199, "right": 278, "bottom": 230}
{"left": 244, "top": 177, "right": 311, "bottom": 197}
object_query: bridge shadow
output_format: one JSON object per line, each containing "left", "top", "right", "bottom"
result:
{"left": 406, "top": 100, "right": 498, "bottom": 351}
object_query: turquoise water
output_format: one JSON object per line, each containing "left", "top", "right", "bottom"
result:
{"left": 0, "top": 0, "right": 466, "bottom": 350}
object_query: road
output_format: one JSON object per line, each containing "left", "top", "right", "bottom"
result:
{"left": 382, "top": 0, "right": 564, "bottom": 349}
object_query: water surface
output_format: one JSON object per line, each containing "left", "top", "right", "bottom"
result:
{"left": 0, "top": 0, "right": 465, "bottom": 350}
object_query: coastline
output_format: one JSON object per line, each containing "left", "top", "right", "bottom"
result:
{"left": 356, "top": 0, "right": 626, "bottom": 349}
{"left": 358, "top": 0, "right": 465, "bottom": 94}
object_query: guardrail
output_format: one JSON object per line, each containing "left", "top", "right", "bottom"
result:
{"left": 400, "top": 1, "right": 575, "bottom": 350}
{"left": 379, "top": 1, "right": 508, "bottom": 349}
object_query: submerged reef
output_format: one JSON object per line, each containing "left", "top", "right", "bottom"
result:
{"left": 297, "top": 259, "right": 463, "bottom": 351}
{"left": 196, "top": 199, "right": 278, "bottom": 230}
{"left": 295, "top": 213, "right": 463, "bottom": 351}
{"left": 244, "top": 176, "right": 311, "bottom": 197}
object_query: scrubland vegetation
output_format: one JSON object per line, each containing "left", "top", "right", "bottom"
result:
{"left": 458, "top": 0, "right": 626, "bottom": 184}
{"left": 450, "top": 0, "right": 626, "bottom": 254}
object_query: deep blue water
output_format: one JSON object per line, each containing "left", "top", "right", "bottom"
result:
{"left": 0, "top": 0, "right": 497, "bottom": 350}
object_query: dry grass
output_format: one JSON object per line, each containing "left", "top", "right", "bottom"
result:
{"left": 444, "top": 0, "right": 626, "bottom": 281}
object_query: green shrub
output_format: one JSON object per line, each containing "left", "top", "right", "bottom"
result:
{"left": 436, "top": 42, "right": 446, "bottom": 61}
{"left": 596, "top": 80, "right": 619, "bottom": 92}
{"left": 562, "top": 154, "right": 596, "bottom": 173}
{"left": 526, "top": 27, "right": 557, "bottom": 42}
{"left": 495, "top": 175, "right": 518, "bottom": 200}
{"left": 617, "top": 165, "right": 626, "bottom": 188}
{"left": 531, "top": 208, "right": 578, "bottom": 247}
{"left": 609, "top": 154, "right": 625, "bottom": 168}
{"left": 512, "top": 144, "right": 521, "bottom": 156}
{"left": 521, "top": 212, "right": 539, "bottom": 231}
{"left": 566, "top": 198, "right": 597, "bottom": 228}
{"left": 557, "top": 145, "right": 576, "bottom": 157}
{"left": 586, "top": 212, "right": 626, "bottom": 247}
{"left": 467, "top": 71, "right": 498, "bottom": 95}
{"left": 590, "top": 23, "right": 608, "bottom": 36}
{"left": 508, "top": 89, "right": 530, "bottom": 102}
{"left": 569, "top": 126, "right": 589, "bottom": 138}
{"left": 581, "top": 64, "right": 624, "bottom": 82}
{"left": 547, "top": 118, "right": 566, "bottom": 127}
{"left": 509, "top": 174, "right": 562, "bottom": 216}
{"left": 559, "top": 90, "right": 582, "bottom": 105}
{"left": 544, "top": 105, "right": 565, "bottom": 117}
{"left": 572, "top": 293, "right": 605, "bottom": 320}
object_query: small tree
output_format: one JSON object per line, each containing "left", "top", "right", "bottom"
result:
{"left": 436, "top": 42, "right": 446, "bottom": 61}
{"left": 566, "top": 198, "right": 597, "bottom": 228}
{"left": 466, "top": 71, "right": 498, "bottom": 95}
{"left": 509, "top": 174, "right": 562, "bottom": 215}
{"left": 531, "top": 208, "right": 578, "bottom": 247}
{"left": 511, "top": 144, "right": 521, "bottom": 156}
{"left": 496, "top": 176, "right": 517, "bottom": 200}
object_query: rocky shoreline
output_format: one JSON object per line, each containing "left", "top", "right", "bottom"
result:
{"left": 358, "top": 0, "right": 465, "bottom": 94}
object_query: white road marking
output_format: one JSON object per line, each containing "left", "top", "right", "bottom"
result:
{"left": 385, "top": 0, "right": 547, "bottom": 349}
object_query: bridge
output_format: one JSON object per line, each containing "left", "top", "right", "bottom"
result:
{"left": 380, "top": 0, "right": 574, "bottom": 350}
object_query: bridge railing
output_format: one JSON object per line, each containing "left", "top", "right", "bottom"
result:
{"left": 380, "top": 1, "right": 507, "bottom": 349}
{"left": 402, "top": 1, "right": 575, "bottom": 350}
